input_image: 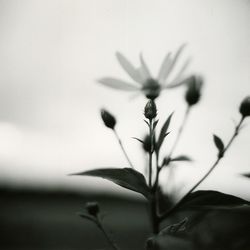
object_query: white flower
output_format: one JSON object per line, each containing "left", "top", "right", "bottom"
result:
{"left": 98, "top": 44, "right": 190, "bottom": 99}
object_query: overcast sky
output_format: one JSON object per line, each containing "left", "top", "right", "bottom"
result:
{"left": 0, "top": 0, "right": 250, "bottom": 199}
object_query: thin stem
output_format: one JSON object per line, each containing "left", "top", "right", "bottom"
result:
{"left": 160, "top": 116, "right": 245, "bottom": 221}
{"left": 148, "top": 119, "right": 153, "bottom": 187}
{"left": 169, "top": 106, "right": 190, "bottom": 158}
{"left": 97, "top": 220, "right": 120, "bottom": 250}
{"left": 113, "top": 129, "right": 134, "bottom": 169}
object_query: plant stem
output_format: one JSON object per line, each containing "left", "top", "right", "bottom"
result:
{"left": 159, "top": 116, "right": 245, "bottom": 221}
{"left": 156, "top": 105, "right": 191, "bottom": 185}
{"left": 97, "top": 220, "right": 120, "bottom": 250}
{"left": 113, "top": 129, "right": 134, "bottom": 169}
{"left": 169, "top": 106, "right": 190, "bottom": 158}
{"left": 148, "top": 119, "right": 153, "bottom": 187}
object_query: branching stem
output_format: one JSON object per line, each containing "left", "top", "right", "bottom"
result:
{"left": 159, "top": 116, "right": 245, "bottom": 221}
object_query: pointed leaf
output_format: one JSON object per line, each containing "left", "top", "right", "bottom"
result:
{"left": 78, "top": 213, "right": 98, "bottom": 223}
{"left": 98, "top": 77, "right": 139, "bottom": 91}
{"left": 71, "top": 168, "right": 150, "bottom": 199}
{"left": 242, "top": 173, "right": 250, "bottom": 178}
{"left": 132, "top": 137, "right": 144, "bottom": 144}
{"left": 116, "top": 52, "right": 144, "bottom": 84}
{"left": 213, "top": 134, "right": 224, "bottom": 155}
{"left": 157, "top": 112, "right": 174, "bottom": 151}
{"left": 171, "top": 155, "right": 192, "bottom": 162}
{"left": 159, "top": 217, "right": 188, "bottom": 235}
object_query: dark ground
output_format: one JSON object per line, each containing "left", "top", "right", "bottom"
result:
{"left": 0, "top": 186, "right": 151, "bottom": 250}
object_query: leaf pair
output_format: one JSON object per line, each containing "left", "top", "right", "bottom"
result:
{"left": 71, "top": 168, "right": 150, "bottom": 199}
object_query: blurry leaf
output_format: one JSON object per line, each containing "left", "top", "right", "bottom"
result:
{"left": 242, "top": 173, "right": 250, "bottom": 178}
{"left": 116, "top": 52, "right": 144, "bottom": 84}
{"left": 159, "top": 191, "right": 250, "bottom": 250}
{"left": 171, "top": 155, "right": 192, "bottom": 162}
{"left": 78, "top": 212, "right": 97, "bottom": 223}
{"left": 132, "top": 137, "right": 144, "bottom": 144}
{"left": 159, "top": 217, "right": 188, "bottom": 235}
{"left": 98, "top": 77, "right": 139, "bottom": 91}
{"left": 157, "top": 113, "right": 173, "bottom": 152}
{"left": 71, "top": 168, "right": 150, "bottom": 199}
{"left": 213, "top": 134, "right": 224, "bottom": 155}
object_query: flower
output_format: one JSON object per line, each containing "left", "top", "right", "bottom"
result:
{"left": 239, "top": 96, "right": 250, "bottom": 117}
{"left": 98, "top": 44, "right": 190, "bottom": 100}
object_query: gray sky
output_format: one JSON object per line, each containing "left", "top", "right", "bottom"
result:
{"left": 0, "top": 0, "right": 250, "bottom": 199}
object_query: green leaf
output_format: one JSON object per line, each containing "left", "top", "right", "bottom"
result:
{"left": 71, "top": 168, "right": 150, "bottom": 199}
{"left": 213, "top": 134, "right": 224, "bottom": 155}
{"left": 157, "top": 112, "right": 174, "bottom": 152}
{"left": 171, "top": 155, "right": 192, "bottom": 162}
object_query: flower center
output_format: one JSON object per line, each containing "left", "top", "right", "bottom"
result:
{"left": 142, "top": 78, "right": 161, "bottom": 100}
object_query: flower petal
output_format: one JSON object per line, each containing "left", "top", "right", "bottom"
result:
{"left": 165, "top": 58, "right": 191, "bottom": 88}
{"left": 157, "top": 52, "right": 172, "bottom": 83}
{"left": 98, "top": 77, "right": 139, "bottom": 91}
{"left": 116, "top": 52, "right": 144, "bottom": 84}
{"left": 160, "top": 44, "right": 187, "bottom": 84}
{"left": 139, "top": 53, "right": 151, "bottom": 80}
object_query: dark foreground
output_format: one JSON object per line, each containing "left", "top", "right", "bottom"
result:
{"left": 0, "top": 186, "right": 150, "bottom": 250}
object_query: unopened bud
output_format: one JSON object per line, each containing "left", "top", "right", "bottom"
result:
{"left": 101, "top": 109, "right": 116, "bottom": 129}
{"left": 144, "top": 100, "right": 157, "bottom": 120}
{"left": 185, "top": 75, "right": 203, "bottom": 106}
{"left": 86, "top": 202, "right": 99, "bottom": 217}
{"left": 239, "top": 96, "right": 250, "bottom": 118}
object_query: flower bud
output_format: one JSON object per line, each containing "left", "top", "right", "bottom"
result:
{"left": 86, "top": 202, "right": 99, "bottom": 217}
{"left": 101, "top": 109, "right": 116, "bottom": 129}
{"left": 144, "top": 100, "right": 157, "bottom": 120}
{"left": 239, "top": 96, "right": 250, "bottom": 117}
{"left": 185, "top": 75, "right": 203, "bottom": 106}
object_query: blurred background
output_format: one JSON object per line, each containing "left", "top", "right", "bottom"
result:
{"left": 0, "top": 0, "right": 250, "bottom": 249}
